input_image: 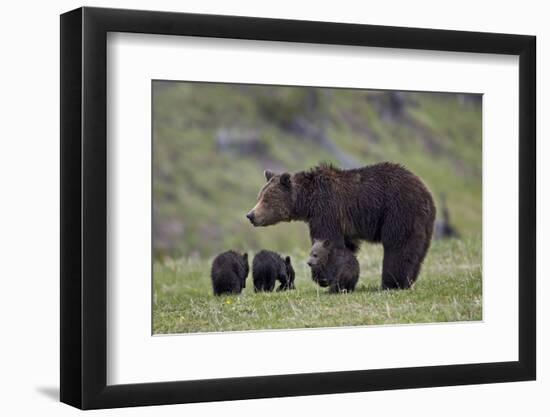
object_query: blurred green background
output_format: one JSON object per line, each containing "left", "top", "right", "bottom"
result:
{"left": 152, "top": 81, "right": 482, "bottom": 260}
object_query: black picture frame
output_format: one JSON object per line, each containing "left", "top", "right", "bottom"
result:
{"left": 60, "top": 6, "right": 536, "bottom": 410}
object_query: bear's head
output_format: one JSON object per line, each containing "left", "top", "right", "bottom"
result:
{"left": 307, "top": 239, "right": 331, "bottom": 268}
{"left": 246, "top": 170, "right": 293, "bottom": 227}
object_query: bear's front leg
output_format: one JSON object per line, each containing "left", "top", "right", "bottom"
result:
{"left": 276, "top": 273, "right": 288, "bottom": 291}
{"left": 328, "top": 280, "right": 341, "bottom": 293}
{"left": 326, "top": 269, "right": 341, "bottom": 293}
{"left": 308, "top": 218, "right": 346, "bottom": 249}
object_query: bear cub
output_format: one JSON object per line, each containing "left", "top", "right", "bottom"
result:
{"left": 211, "top": 250, "right": 249, "bottom": 296}
{"left": 252, "top": 250, "right": 295, "bottom": 292}
{"left": 307, "top": 240, "right": 359, "bottom": 293}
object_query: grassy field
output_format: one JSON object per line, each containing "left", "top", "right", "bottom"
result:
{"left": 153, "top": 237, "right": 482, "bottom": 334}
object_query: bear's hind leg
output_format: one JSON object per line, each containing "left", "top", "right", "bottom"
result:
{"left": 382, "top": 235, "right": 428, "bottom": 290}
{"left": 346, "top": 276, "right": 358, "bottom": 292}
{"left": 381, "top": 248, "right": 412, "bottom": 289}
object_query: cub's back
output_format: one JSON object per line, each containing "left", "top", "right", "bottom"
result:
{"left": 211, "top": 250, "right": 243, "bottom": 276}
{"left": 253, "top": 250, "right": 284, "bottom": 272}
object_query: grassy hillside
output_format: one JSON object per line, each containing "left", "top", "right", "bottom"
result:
{"left": 153, "top": 82, "right": 482, "bottom": 259}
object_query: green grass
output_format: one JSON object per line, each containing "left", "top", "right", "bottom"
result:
{"left": 153, "top": 237, "right": 482, "bottom": 334}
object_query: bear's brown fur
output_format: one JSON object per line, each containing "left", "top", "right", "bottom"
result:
{"left": 246, "top": 163, "right": 436, "bottom": 289}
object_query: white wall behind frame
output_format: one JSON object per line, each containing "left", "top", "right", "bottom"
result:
{"left": 1, "top": 1, "right": 546, "bottom": 417}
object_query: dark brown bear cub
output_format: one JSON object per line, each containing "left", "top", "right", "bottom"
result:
{"left": 307, "top": 240, "right": 359, "bottom": 293}
{"left": 252, "top": 250, "right": 295, "bottom": 292}
{"left": 211, "top": 250, "right": 249, "bottom": 296}
{"left": 246, "top": 162, "right": 436, "bottom": 289}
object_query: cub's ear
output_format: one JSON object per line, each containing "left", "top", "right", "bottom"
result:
{"left": 264, "top": 170, "right": 275, "bottom": 181}
{"left": 280, "top": 173, "right": 291, "bottom": 188}
{"left": 285, "top": 256, "right": 291, "bottom": 265}
{"left": 322, "top": 240, "right": 331, "bottom": 248}
{"left": 243, "top": 253, "right": 248, "bottom": 261}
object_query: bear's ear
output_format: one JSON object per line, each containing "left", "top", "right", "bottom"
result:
{"left": 242, "top": 253, "right": 248, "bottom": 261}
{"left": 264, "top": 170, "right": 275, "bottom": 181}
{"left": 285, "top": 256, "right": 291, "bottom": 265}
{"left": 280, "top": 173, "right": 291, "bottom": 189}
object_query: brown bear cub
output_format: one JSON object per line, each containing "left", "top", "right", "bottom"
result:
{"left": 252, "top": 250, "right": 295, "bottom": 292}
{"left": 246, "top": 163, "right": 436, "bottom": 289}
{"left": 210, "top": 250, "right": 249, "bottom": 296}
{"left": 307, "top": 240, "right": 359, "bottom": 293}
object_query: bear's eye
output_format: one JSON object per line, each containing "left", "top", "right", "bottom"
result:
{"left": 313, "top": 254, "right": 318, "bottom": 258}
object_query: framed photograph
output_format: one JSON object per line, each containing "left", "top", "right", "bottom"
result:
{"left": 60, "top": 6, "right": 536, "bottom": 410}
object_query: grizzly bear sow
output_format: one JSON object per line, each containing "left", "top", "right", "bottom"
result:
{"left": 252, "top": 250, "right": 295, "bottom": 292}
{"left": 308, "top": 239, "right": 359, "bottom": 293}
{"left": 246, "top": 163, "right": 436, "bottom": 289}
{"left": 211, "top": 250, "right": 249, "bottom": 296}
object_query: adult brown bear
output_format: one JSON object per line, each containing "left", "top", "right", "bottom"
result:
{"left": 246, "top": 163, "right": 436, "bottom": 289}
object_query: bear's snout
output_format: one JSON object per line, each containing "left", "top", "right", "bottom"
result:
{"left": 246, "top": 211, "right": 256, "bottom": 225}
